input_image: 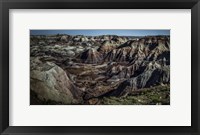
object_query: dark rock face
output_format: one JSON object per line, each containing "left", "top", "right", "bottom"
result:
{"left": 30, "top": 34, "right": 170, "bottom": 104}
{"left": 80, "top": 48, "right": 102, "bottom": 64}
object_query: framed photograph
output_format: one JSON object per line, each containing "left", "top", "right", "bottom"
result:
{"left": 0, "top": 0, "right": 199, "bottom": 134}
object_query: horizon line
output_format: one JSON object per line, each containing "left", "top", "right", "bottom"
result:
{"left": 30, "top": 34, "right": 170, "bottom": 36}
{"left": 30, "top": 30, "right": 170, "bottom": 37}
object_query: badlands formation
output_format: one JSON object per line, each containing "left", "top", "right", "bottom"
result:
{"left": 30, "top": 34, "right": 170, "bottom": 105}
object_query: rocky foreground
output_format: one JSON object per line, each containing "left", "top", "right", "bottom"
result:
{"left": 30, "top": 34, "right": 170, "bottom": 105}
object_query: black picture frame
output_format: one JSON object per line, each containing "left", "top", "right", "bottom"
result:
{"left": 0, "top": 0, "right": 200, "bottom": 135}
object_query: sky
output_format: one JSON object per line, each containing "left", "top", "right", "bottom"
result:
{"left": 30, "top": 30, "right": 170, "bottom": 36}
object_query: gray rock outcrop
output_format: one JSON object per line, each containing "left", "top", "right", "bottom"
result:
{"left": 30, "top": 58, "right": 82, "bottom": 104}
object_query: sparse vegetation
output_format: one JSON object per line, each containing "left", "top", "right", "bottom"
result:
{"left": 100, "top": 85, "right": 170, "bottom": 105}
